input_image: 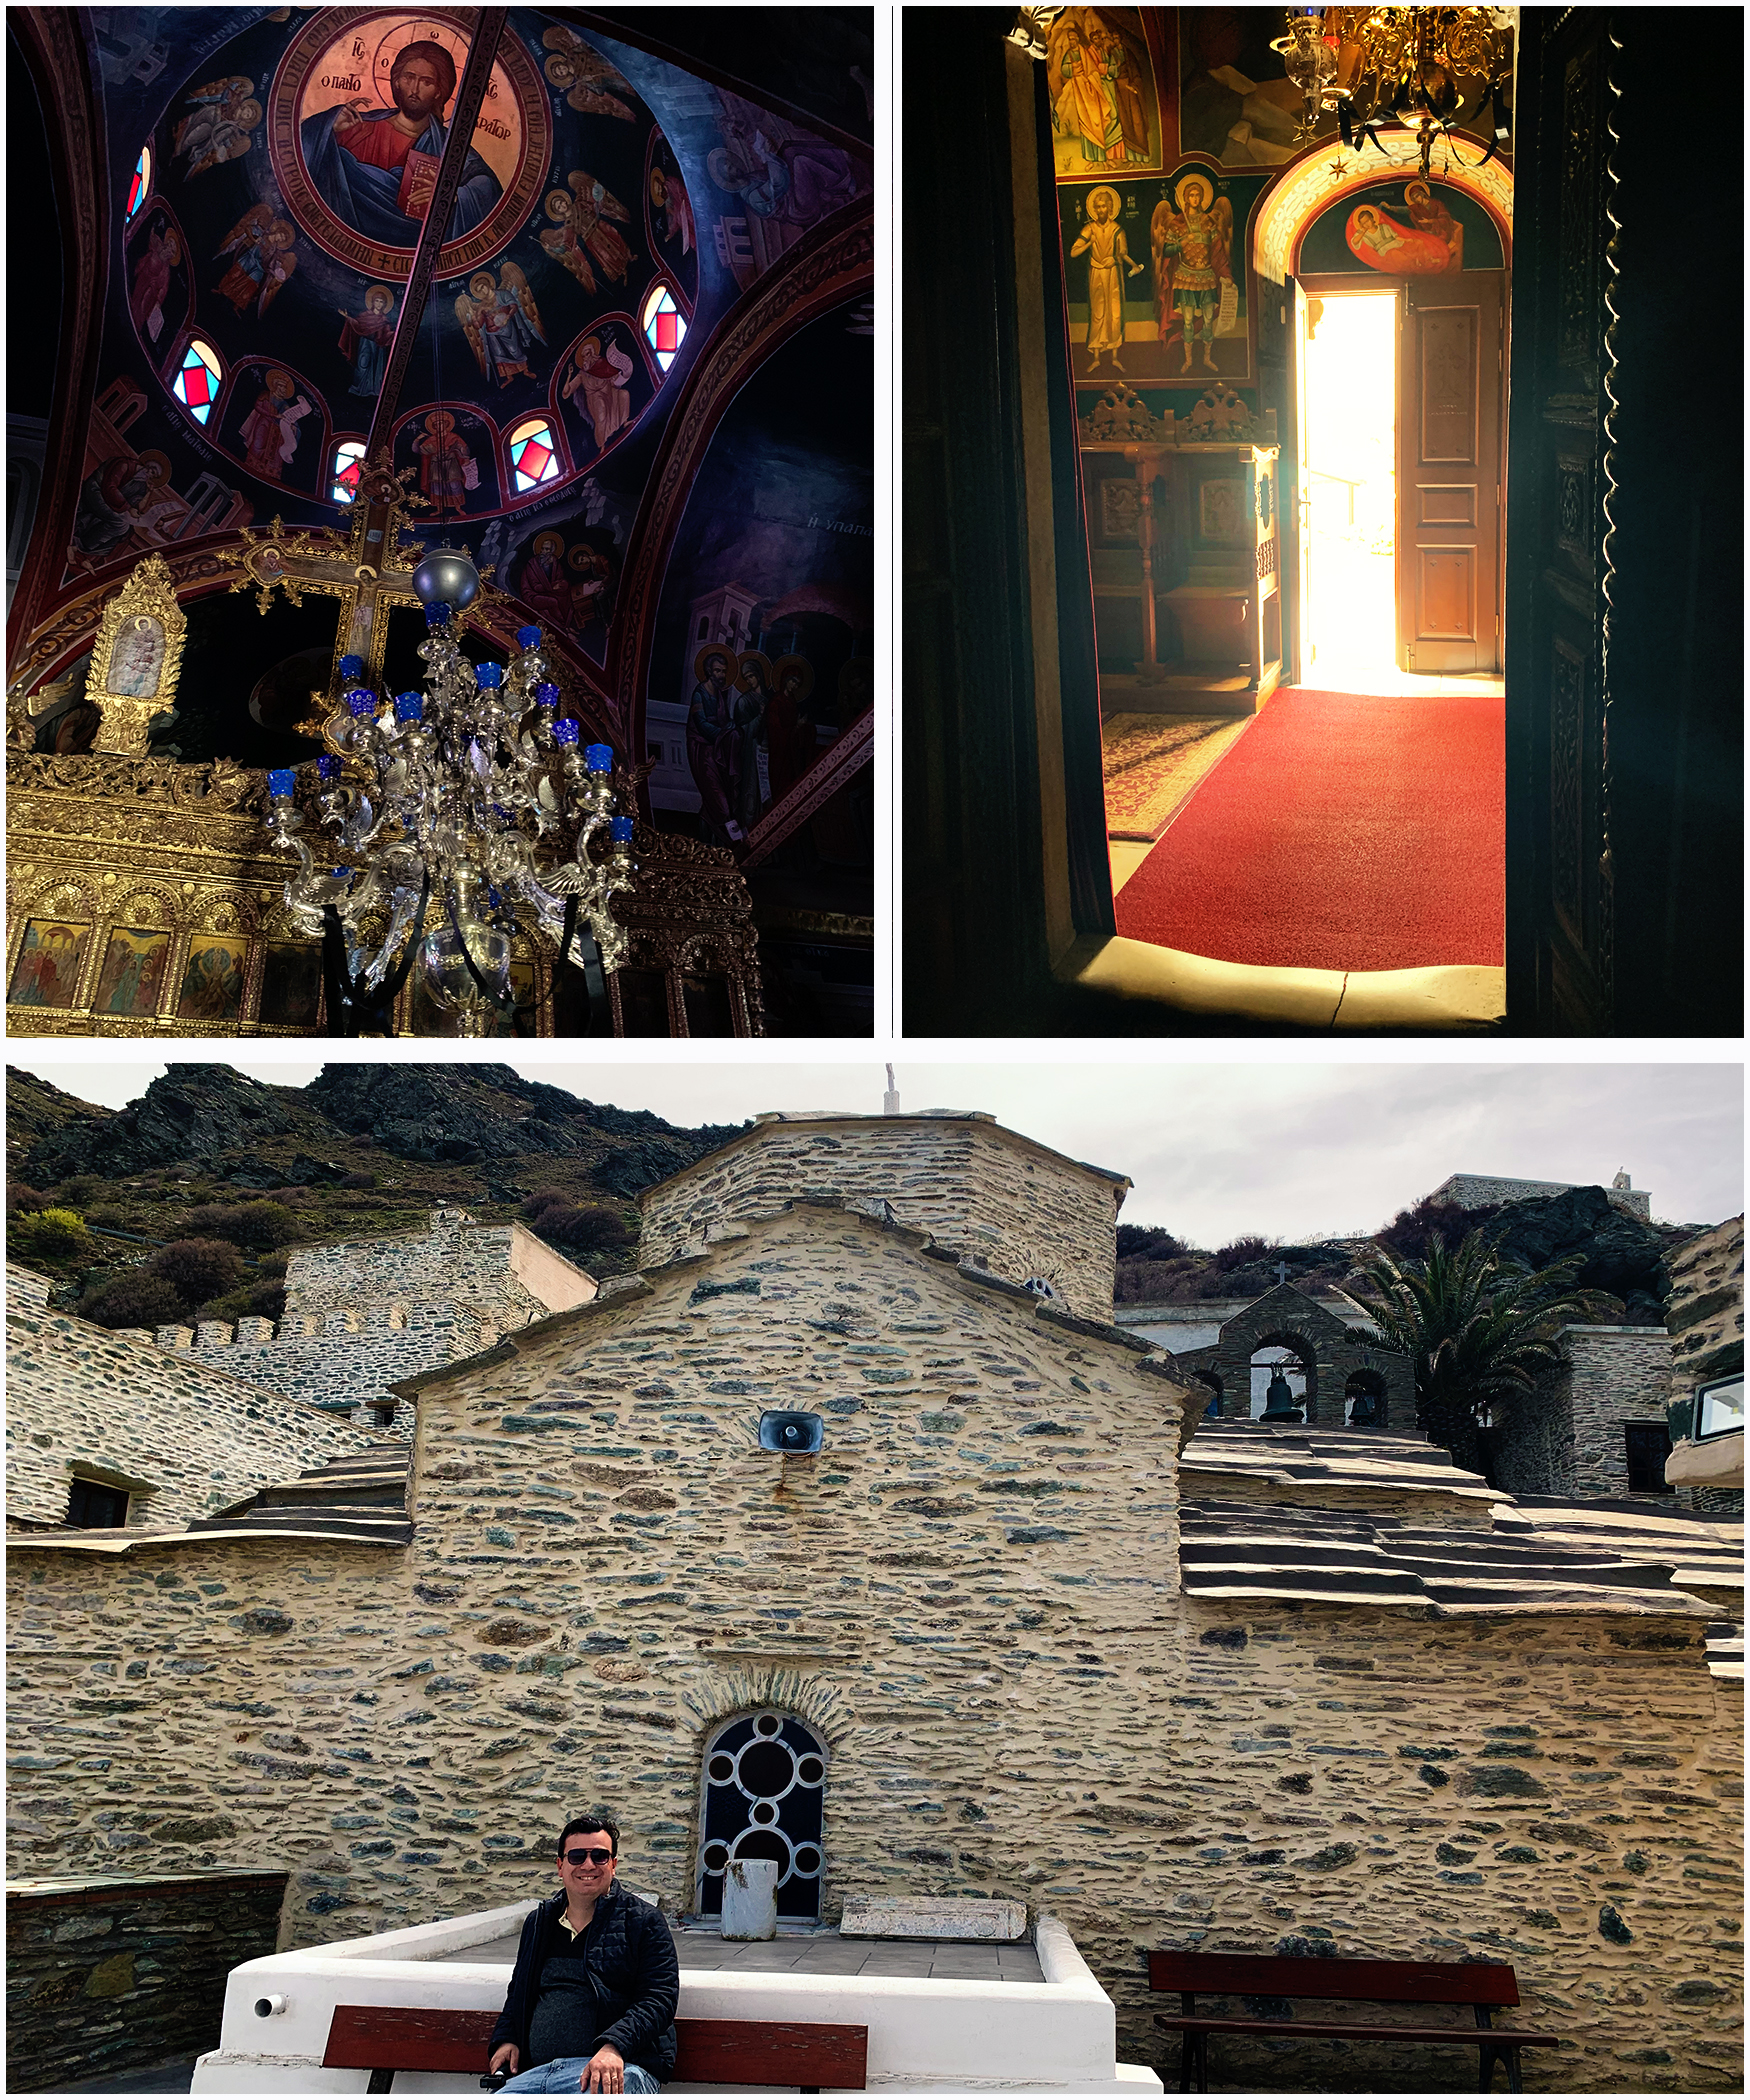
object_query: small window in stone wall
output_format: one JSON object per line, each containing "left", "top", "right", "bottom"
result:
{"left": 696, "top": 1711, "right": 825, "bottom": 1921}
{"left": 1624, "top": 1421, "right": 1674, "bottom": 1495}
{"left": 68, "top": 1478, "right": 129, "bottom": 1528}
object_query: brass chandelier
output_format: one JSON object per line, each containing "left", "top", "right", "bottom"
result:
{"left": 1269, "top": 7, "right": 1515, "bottom": 180}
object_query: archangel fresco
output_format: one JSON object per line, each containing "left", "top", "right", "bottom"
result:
{"left": 1060, "top": 167, "right": 1265, "bottom": 384}
{"left": 337, "top": 284, "right": 397, "bottom": 395}
{"left": 126, "top": 213, "right": 190, "bottom": 350}
{"left": 1046, "top": 8, "right": 1164, "bottom": 179}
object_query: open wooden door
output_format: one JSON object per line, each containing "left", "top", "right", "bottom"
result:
{"left": 1396, "top": 272, "right": 1504, "bottom": 672}
{"left": 1292, "top": 280, "right": 1314, "bottom": 684}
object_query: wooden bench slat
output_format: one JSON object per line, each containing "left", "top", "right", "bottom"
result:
{"left": 1154, "top": 2015, "right": 1561, "bottom": 2046}
{"left": 675, "top": 2016, "right": 869, "bottom": 2088}
{"left": 321, "top": 2004, "right": 869, "bottom": 2088}
{"left": 1148, "top": 1952, "right": 1522, "bottom": 2005}
{"left": 324, "top": 2005, "right": 498, "bottom": 2072}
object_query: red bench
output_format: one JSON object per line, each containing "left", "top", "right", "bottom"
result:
{"left": 322, "top": 2004, "right": 869, "bottom": 2092}
{"left": 1148, "top": 1952, "right": 1560, "bottom": 2093}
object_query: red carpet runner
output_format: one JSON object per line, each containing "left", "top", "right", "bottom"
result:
{"left": 1113, "top": 687, "right": 1504, "bottom": 972}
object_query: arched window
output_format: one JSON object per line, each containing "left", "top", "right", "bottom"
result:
{"left": 173, "top": 339, "right": 222, "bottom": 425}
{"left": 696, "top": 1710, "right": 825, "bottom": 1922}
{"left": 508, "top": 417, "right": 561, "bottom": 496}
{"left": 1250, "top": 1339, "right": 1311, "bottom": 1421}
{"left": 331, "top": 441, "right": 367, "bottom": 505}
{"left": 641, "top": 283, "right": 686, "bottom": 372}
{"left": 126, "top": 147, "right": 151, "bottom": 223}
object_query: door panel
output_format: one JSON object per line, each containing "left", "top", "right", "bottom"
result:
{"left": 1397, "top": 272, "right": 1502, "bottom": 671}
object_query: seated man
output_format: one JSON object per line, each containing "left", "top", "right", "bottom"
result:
{"left": 490, "top": 1815, "right": 679, "bottom": 2094}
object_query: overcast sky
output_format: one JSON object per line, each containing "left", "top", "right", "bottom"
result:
{"left": 6, "top": 1050, "right": 1739, "bottom": 1244}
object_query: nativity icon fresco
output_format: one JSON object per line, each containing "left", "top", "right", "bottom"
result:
{"left": 1345, "top": 181, "right": 1465, "bottom": 274}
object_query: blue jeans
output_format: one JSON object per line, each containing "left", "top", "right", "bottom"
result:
{"left": 501, "top": 2060, "right": 659, "bottom": 2094}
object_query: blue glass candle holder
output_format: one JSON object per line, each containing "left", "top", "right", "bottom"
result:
{"left": 425, "top": 602, "right": 452, "bottom": 627}
{"left": 267, "top": 768, "right": 296, "bottom": 799}
{"left": 584, "top": 743, "right": 613, "bottom": 774}
{"left": 552, "top": 718, "right": 580, "bottom": 746}
{"left": 475, "top": 661, "right": 504, "bottom": 689}
{"left": 610, "top": 817, "right": 634, "bottom": 843}
{"left": 516, "top": 625, "right": 542, "bottom": 649}
{"left": 337, "top": 654, "right": 364, "bottom": 680}
{"left": 535, "top": 682, "right": 560, "bottom": 708}
{"left": 393, "top": 692, "right": 424, "bottom": 723}
{"left": 346, "top": 688, "right": 377, "bottom": 718}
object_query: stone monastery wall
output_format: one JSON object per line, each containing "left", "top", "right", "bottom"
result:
{"left": 143, "top": 1214, "right": 596, "bottom": 1427}
{"left": 5, "top": 1265, "right": 378, "bottom": 1529}
{"left": 7, "top": 1210, "right": 1741, "bottom": 2091}
{"left": 1497, "top": 1327, "right": 1676, "bottom": 1501}
{"left": 1431, "top": 1173, "right": 1654, "bottom": 1222}
{"left": 1666, "top": 1218, "right": 1744, "bottom": 1396}
{"left": 637, "top": 1114, "right": 1127, "bottom": 1323}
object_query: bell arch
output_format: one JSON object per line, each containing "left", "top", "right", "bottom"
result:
{"left": 1249, "top": 1328, "right": 1319, "bottom": 1420}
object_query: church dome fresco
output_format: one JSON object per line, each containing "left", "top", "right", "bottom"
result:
{"left": 121, "top": 8, "right": 700, "bottom": 524}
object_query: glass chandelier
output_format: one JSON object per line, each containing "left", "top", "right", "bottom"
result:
{"left": 1270, "top": 7, "right": 1515, "bottom": 177}
{"left": 265, "top": 554, "right": 634, "bottom": 1037}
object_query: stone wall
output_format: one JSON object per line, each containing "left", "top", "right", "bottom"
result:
{"left": 6, "top": 1209, "right": 1740, "bottom": 2090}
{"left": 637, "top": 1113, "right": 1129, "bottom": 1322}
{"left": 1430, "top": 1174, "right": 1653, "bottom": 1222}
{"left": 6, "top": 1870, "right": 287, "bottom": 2091}
{"left": 1496, "top": 1327, "right": 1676, "bottom": 1501}
{"left": 143, "top": 1214, "right": 597, "bottom": 1430}
{"left": 6, "top": 1266, "right": 380, "bottom": 1529}
{"left": 1663, "top": 1218, "right": 1744, "bottom": 1516}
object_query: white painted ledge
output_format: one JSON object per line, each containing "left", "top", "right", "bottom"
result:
{"left": 190, "top": 1904, "right": 1162, "bottom": 2094}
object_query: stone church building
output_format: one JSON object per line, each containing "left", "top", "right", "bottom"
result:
{"left": 7, "top": 1112, "right": 1743, "bottom": 2089}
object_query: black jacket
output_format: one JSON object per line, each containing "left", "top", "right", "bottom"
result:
{"left": 490, "top": 1882, "right": 679, "bottom": 2081}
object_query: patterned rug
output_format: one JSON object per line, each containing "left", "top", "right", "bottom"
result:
{"left": 1100, "top": 713, "right": 1253, "bottom": 840}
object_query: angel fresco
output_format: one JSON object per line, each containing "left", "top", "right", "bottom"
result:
{"left": 215, "top": 206, "right": 298, "bottom": 319}
{"left": 561, "top": 330, "right": 635, "bottom": 449}
{"left": 1151, "top": 173, "right": 1233, "bottom": 373}
{"left": 650, "top": 163, "right": 694, "bottom": 257}
{"left": 174, "top": 75, "right": 263, "bottom": 176}
{"left": 539, "top": 170, "right": 634, "bottom": 293}
{"left": 540, "top": 25, "right": 635, "bottom": 120}
{"left": 456, "top": 263, "right": 544, "bottom": 387}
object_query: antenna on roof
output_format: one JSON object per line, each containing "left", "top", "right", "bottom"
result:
{"left": 883, "top": 1064, "right": 900, "bottom": 1115}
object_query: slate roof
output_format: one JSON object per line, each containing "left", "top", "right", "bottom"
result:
{"left": 1180, "top": 1420, "right": 1744, "bottom": 1673}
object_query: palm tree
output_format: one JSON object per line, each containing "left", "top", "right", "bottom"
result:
{"left": 1348, "top": 1230, "right": 1603, "bottom": 1480}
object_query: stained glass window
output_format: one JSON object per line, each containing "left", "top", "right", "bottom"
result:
{"left": 641, "top": 284, "right": 685, "bottom": 372}
{"left": 509, "top": 418, "right": 560, "bottom": 496}
{"left": 174, "top": 339, "right": 222, "bottom": 425}
{"left": 126, "top": 147, "right": 151, "bottom": 223}
{"left": 331, "top": 441, "right": 367, "bottom": 505}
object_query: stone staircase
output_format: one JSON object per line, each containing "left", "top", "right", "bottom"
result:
{"left": 186, "top": 1447, "right": 412, "bottom": 1546}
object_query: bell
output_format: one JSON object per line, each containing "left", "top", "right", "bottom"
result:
{"left": 1260, "top": 1369, "right": 1304, "bottom": 1424}
{"left": 411, "top": 546, "right": 482, "bottom": 611}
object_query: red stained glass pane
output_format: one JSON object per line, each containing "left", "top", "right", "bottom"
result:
{"left": 337, "top": 459, "right": 362, "bottom": 491}
{"left": 180, "top": 365, "right": 212, "bottom": 409}
{"left": 656, "top": 312, "right": 679, "bottom": 353}
{"left": 127, "top": 172, "right": 143, "bottom": 218}
{"left": 519, "top": 440, "right": 552, "bottom": 479}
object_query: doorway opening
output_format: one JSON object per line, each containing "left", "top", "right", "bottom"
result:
{"left": 1299, "top": 288, "right": 1397, "bottom": 684}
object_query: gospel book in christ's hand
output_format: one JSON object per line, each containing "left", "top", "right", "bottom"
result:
{"left": 398, "top": 149, "right": 441, "bottom": 222}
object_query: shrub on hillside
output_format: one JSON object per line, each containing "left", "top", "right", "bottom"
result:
{"left": 1375, "top": 1195, "right": 1504, "bottom": 1262}
{"left": 522, "top": 1188, "right": 571, "bottom": 1226}
{"left": 340, "top": 1171, "right": 377, "bottom": 1190}
{"left": 1213, "top": 1234, "right": 1272, "bottom": 1273}
{"left": 193, "top": 1275, "right": 289, "bottom": 1326}
{"left": 78, "top": 1269, "right": 186, "bottom": 1331}
{"left": 7, "top": 1182, "right": 48, "bottom": 1214}
{"left": 178, "top": 1200, "right": 301, "bottom": 1252}
{"left": 1117, "top": 1224, "right": 1191, "bottom": 1262}
{"left": 529, "top": 1202, "right": 634, "bottom": 1255}
{"left": 55, "top": 1175, "right": 100, "bottom": 1205}
{"left": 144, "top": 1238, "right": 244, "bottom": 1305}
{"left": 10, "top": 1208, "right": 98, "bottom": 1262}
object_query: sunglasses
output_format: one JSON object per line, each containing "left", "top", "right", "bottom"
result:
{"left": 563, "top": 1847, "right": 614, "bottom": 1866}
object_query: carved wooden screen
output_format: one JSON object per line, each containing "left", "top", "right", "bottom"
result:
{"left": 1503, "top": 15, "right": 1616, "bottom": 1031}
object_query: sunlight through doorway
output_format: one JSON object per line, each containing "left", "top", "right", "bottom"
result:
{"left": 1300, "top": 289, "right": 1397, "bottom": 682}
